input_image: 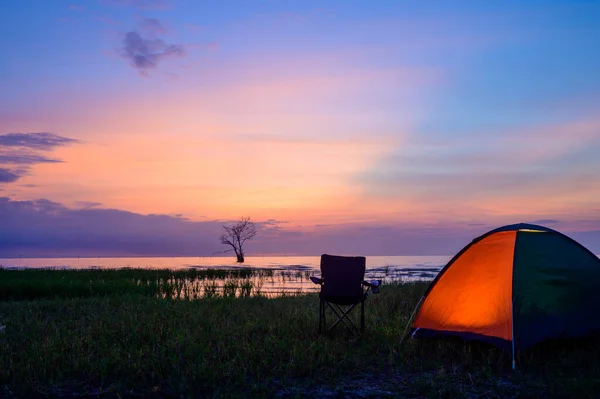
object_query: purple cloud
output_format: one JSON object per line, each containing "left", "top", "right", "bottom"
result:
{"left": 0, "top": 197, "right": 223, "bottom": 257}
{"left": 139, "top": 18, "right": 166, "bottom": 35}
{"left": 0, "top": 132, "right": 79, "bottom": 150}
{"left": 1, "top": 197, "right": 598, "bottom": 258}
{"left": 119, "top": 18, "right": 185, "bottom": 73}
{"left": 0, "top": 168, "right": 21, "bottom": 183}
{"left": 530, "top": 219, "right": 560, "bottom": 225}
{"left": 74, "top": 201, "right": 103, "bottom": 209}
{"left": 0, "top": 132, "right": 79, "bottom": 184}
{"left": 102, "top": 0, "right": 172, "bottom": 10}
{"left": 0, "top": 154, "right": 61, "bottom": 165}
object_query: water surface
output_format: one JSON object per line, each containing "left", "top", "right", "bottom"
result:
{"left": 0, "top": 255, "right": 448, "bottom": 295}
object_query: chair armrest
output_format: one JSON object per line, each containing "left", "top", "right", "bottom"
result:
{"left": 362, "top": 280, "right": 381, "bottom": 288}
{"left": 362, "top": 279, "right": 382, "bottom": 294}
{"left": 310, "top": 276, "right": 324, "bottom": 285}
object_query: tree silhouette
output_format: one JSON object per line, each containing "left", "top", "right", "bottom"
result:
{"left": 219, "top": 217, "right": 257, "bottom": 263}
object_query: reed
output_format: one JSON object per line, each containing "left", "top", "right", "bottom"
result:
{"left": 0, "top": 268, "right": 317, "bottom": 301}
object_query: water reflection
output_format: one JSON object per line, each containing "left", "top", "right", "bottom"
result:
{"left": 0, "top": 256, "right": 447, "bottom": 298}
{"left": 158, "top": 269, "right": 318, "bottom": 298}
{"left": 165, "top": 264, "right": 444, "bottom": 298}
{"left": 4, "top": 253, "right": 600, "bottom": 298}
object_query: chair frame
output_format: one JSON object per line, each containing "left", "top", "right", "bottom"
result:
{"left": 311, "top": 275, "right": 381, "bottom": 337}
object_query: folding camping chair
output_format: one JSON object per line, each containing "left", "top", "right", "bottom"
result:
{"left": 310, "top": 254, "right": 381, "bottom": 337}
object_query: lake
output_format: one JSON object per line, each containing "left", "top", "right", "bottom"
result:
{"left": 0, "top": 255, "right": 449, "bottom": 296}
{"left": 4, "top": 254, "right": 597, "bottom": 296}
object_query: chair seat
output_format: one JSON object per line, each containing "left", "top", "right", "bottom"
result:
{"left": 320, "top": 292, "right": 367, "bottom": 306}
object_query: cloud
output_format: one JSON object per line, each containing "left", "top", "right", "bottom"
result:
{"left": 0, "top": 132, "right": 79, "bottom": 184}
{"left": 1, "top": 197, "right": 599, "bottom": 257}
{"left": 0, "top": 197, "right": 223, "bottom": 257}
{"left": 246, "top": 222, "right": 488, "bottom": 256}
{"left": 530, "top": 219, "right": 560, "bottom": 225}
{"left": 0, "top": 132, "right": 79, "bottom": 150}
{"left": 0, "top": 168, "right": 21, "bottom": 183}
{"left": 123, "top": 32, "right": 184, "bottom": 69}
{"left": 0, "top": 154, "right": 61, "bottom": 165}
{"left": 356, "top": 116, "right": 600, "bottom": 211}
{"left": 95, "top": 15, "right": 119, "bottom": 25}
{"left": 186, "top": 23, "right": 207, "bottom": 32}
{"left": 102, "top": 0, "right": 172, "bottom": 10}
{"left": 75, "top": 201, "right": 103, "bottom": 209}
{"left": 0, "top": 196, "right": 468, "bottom": 257}
{"left": 262, "top": 219, "right": 289, "bottom": 226}
{"left": 119, "top": 18, "right": 185, "bottom": 73}
{"left": 256, "top": 219, "right": 292, "bottom": 237}
{"left": 139, "top": 17, "right": 166, "bottom": 35}
{"left": 206, "top": 41, "right": 219, "bottom": 51}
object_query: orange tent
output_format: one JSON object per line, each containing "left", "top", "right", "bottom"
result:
{"left": 410, "top": 223, "right": 600, "bottom": 367}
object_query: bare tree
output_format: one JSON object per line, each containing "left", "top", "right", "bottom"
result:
{"left": 219, "top": 217, "right": 257, "bottom": 263}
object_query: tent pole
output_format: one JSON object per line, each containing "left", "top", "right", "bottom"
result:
{"left": 400, "top": 295, "right": 424, "bottom": 346}
{"left": 511, "top": 324, "right": 516, "bottom": 369}
{"left": 512, "top": 338, "right": 517, "bottom": 370}
{"left": 511, "top": 299, "right": 516, "bottom": 370}
{"left": 510, "top": 231, "right": 518, "bottom": 370}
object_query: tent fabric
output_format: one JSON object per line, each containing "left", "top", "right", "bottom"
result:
{"left": 513, "top": 231, "right": 600, "bottom": 349}
{"left": 411, "top": 223, "right": 600, "bottom": 350}
{"left": 413, "top": 231, "right": 515, "bottom": 342}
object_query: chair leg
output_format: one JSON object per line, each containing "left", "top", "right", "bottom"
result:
{"left": 325, "top": 302, "right": 361, "bottom": 337}
{"left": 319, "top": 300, "right": 367, "bottom": 338}
{"left": 323, "top": 300, "right": 326, "bottom": 332}
{"left": 319, "top": 299, "right": 326, "bottom": 333}
{"left": 319, "top": 299, "right": 322, "bottom": 333}
{"left": 361, "top": 300, "right": 365, "bottom": 333}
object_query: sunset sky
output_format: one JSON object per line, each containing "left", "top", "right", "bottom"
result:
{"left": 1, "top": 0, "right": 600, "bottom": 257}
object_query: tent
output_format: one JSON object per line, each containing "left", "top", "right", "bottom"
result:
{"left": 410, "top": 223, "right": 600, "bottom": 367}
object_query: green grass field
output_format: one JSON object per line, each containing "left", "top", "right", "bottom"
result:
{"left": 0, "top": 269, "right": 598, "bottom": 398}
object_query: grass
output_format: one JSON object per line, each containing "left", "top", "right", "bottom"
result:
{"left": 0, "top": 270, "right": 599, "bottom": 398}
{"left": 0, "top": 268, "right": 313, "bottom": 301}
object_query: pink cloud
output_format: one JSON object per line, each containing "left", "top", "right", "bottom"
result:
{"left": 355, "top": 111, "right": 600, "bottom": 228}
{"left": 94, "top": 15, "right": 120, "bottom": 25}
{"left": 101, "top": 0, "right": 172, "bottom": 10}
{"left": 186, "top": 24, "right": 208, "bottom": 32}
{"left": 206, "top": 41, "right": 219, "bottom": 51}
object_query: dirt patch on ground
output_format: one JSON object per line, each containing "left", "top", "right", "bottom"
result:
{"left": 0, "top": 370, "right": 555, "bottom": 398}
{"left": 273, "top": 371, "right": 541, "bottom": 399}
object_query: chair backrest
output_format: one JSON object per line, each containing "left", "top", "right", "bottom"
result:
{"left": 320, "top": 254, "right": 366, "bottom": 300}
